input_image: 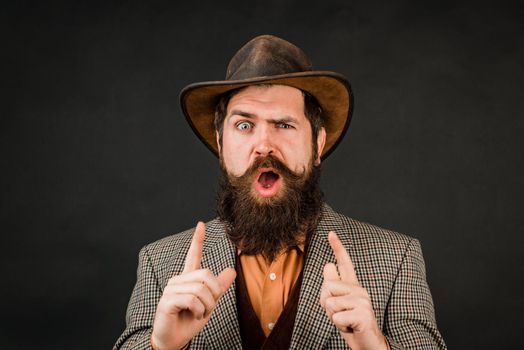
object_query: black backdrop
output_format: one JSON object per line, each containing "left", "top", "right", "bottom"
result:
{"left": 3, "top": 0, "right": 523, "bottom": 348}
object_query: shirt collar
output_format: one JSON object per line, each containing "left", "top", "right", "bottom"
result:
{"left": 237, "top": 241, "right": 305, "bottom": 256}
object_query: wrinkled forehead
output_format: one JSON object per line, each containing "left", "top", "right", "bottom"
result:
{"left": 226, "top": 84, "right": 306, "bottom": 115}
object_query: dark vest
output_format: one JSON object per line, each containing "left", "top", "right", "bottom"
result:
{"left": 235, "top": 255, "right": 304, "bottom": 350}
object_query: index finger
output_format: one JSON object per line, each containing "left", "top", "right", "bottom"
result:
{"left": 183, "top": 221, "right": 205, "bottom": 273}
{"left": 328, "top": 231, "right": 360, "bottom": 285}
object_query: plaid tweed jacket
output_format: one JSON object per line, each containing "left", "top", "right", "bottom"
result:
{"left": 115, "top": 204, "right": 446, "bottom": 350}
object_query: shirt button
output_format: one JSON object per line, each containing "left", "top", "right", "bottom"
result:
{"left": 268, "top": 322, "right": 275, "bottom": 330}
{"left": 269, "top": 272, "right": 277, "bottom": 281}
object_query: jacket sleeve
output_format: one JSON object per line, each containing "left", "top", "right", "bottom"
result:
{"left": 114, "top": 246, "right": 161, "bottom": 350}
{"left": 384, "top": 239, "right": 447, "bottom": 350}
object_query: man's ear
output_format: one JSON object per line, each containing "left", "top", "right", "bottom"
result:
{"left": 315, "top": 127, "right": 326, "bottom": 165}
{"left": 215, "top": 130, "right": 221, "bottom": 154}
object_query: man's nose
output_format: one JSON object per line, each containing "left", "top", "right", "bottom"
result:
{"left": 254, "top": 126, "right": 275, "bottom": 156}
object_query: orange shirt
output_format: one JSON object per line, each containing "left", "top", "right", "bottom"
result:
{"left": 239, "top": 246, "right": 304, "bottom": 336}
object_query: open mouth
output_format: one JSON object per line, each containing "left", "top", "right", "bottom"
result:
{"left": 258, "top": 171, "right": 280, "bottom": 189}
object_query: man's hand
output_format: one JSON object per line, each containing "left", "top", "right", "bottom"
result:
{"left": 151, "top": 222, "right": 237, "bottom": 350}
{"left": 320, "top": 231, "right": 388, "bottom": 350}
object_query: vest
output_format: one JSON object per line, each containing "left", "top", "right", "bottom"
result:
{"left": 235, "top": 255, "right": 304, "bottom": 350}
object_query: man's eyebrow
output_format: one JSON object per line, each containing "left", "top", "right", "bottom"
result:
{"left": 228, "top": 110, "right": 256, "bottom": 118}
{"left": 269, "top": 116, "right": 299, "bottom": 124}
{"left": 228, "top": 111, "right": 299, "bottom": 124}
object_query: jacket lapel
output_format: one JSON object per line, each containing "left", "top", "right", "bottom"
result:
{"left": 193, "top": 219, "right": 242, "bottom": 350}
{"left": 290, "top": 204, "right": 353, "bottom": 349}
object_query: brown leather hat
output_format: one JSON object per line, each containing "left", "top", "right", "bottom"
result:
{"left": 180, "top": 35, "right": 353, "bottom": 160}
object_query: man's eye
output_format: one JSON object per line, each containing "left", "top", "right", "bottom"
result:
{"left": 277, "top": 123, "right": 293, "bottom": 129}
{"left": 236, "top": 122, "right": 252, "bottom": 130}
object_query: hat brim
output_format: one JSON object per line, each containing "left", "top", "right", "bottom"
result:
{"left": 179, "top": 71, "right": 353, "bottom": 160}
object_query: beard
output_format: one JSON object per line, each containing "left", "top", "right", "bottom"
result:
{"left": 216, "top": 155, "right": 324, "bottom": 262}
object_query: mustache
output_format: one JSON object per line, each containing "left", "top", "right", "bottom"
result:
{"left": 225, "top": 155, "right": 305, "bottom": 185}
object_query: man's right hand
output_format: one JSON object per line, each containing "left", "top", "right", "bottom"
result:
{"left": 151, "top": 222, "right": 237, "bottom": 350}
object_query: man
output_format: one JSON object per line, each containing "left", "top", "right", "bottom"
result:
{"left": 114, "top": 35, "right": 446, "bottom": 349}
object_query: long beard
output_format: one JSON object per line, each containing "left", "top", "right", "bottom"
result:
{"left": 216, "top": 155, "right": 323, "bottom": 262}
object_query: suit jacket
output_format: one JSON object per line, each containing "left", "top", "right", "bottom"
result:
{"left": 114, "top": 204, "right": 446, "bottom": 349}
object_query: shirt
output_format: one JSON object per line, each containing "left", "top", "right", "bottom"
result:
{"left": 239, "top": 245, "right": 304, "bottom": 336}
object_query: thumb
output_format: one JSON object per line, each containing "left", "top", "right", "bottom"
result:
{"left": 217, "top": 267, "right": 237, "bottom": 296}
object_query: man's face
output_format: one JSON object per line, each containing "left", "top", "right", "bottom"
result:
{"left": 217, "top": 84, "right": 326, "bottom": 200}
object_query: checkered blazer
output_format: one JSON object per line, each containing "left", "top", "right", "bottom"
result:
{"left": 114, "top": 204, "right": 446, "bottom": 349}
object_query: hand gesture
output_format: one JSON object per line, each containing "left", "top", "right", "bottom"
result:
{"left": 320, "top": 231, "right": 388, "bottom": 350}
{"left": 151, "top": 222, "right": 237, "bottom": 350}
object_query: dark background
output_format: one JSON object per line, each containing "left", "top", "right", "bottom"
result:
{"left": 2, "top": 0, "right": 523, "bottom": 348}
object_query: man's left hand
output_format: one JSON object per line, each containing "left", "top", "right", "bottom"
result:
{"left": 320, "top": 231, "right": 388, "bottom": 350}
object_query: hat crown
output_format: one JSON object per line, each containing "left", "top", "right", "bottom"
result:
{"left": 226, "top": 35, "right": 313, "bottom": 80}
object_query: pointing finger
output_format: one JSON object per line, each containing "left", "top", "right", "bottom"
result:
{"left": 323, "top": 263, "right": 340, "bottom": 281}
{"left": 328, "top": 231, "right": 360, "bottom": 285}
{"left": 320, "top": 263, "right": 340, "bottom": 308}
{"left": 183, "top": 222, "right": 205, "bottom": 273}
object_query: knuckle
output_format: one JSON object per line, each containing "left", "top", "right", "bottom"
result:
{"left": 196, "top": 283, "right": 207, "bottom": 294}
{"left": 202, "top": 268, "right": 213, "bottom": 278}
{"left": 188, "top": 295, "right": 199, "bottom": 307}
{"left": 164, "top": 299, "right": 179, "bottom": 312}
{"left": 332, "top": 312, "right": 342, "bottom": 324}
{"left": 324, "top": 297, "right": 333, "bottom": 308}
{"left": 325, "top": 298, "right": 337, "bottom": 312}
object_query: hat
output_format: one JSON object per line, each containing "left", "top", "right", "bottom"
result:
{"left": 179, "top": 35, "right": 353, "bottom": 160}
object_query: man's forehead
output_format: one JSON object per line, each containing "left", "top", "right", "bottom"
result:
{"left": 226, "top": 84, "right": 305, "bottom": 112}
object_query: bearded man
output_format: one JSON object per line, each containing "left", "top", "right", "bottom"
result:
{"left": 114, "top": 35, "right": 447, "bottom": 350}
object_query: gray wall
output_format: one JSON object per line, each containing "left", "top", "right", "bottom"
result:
{"left": 2, "top": 0, "right": 523, "bottom": 348}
